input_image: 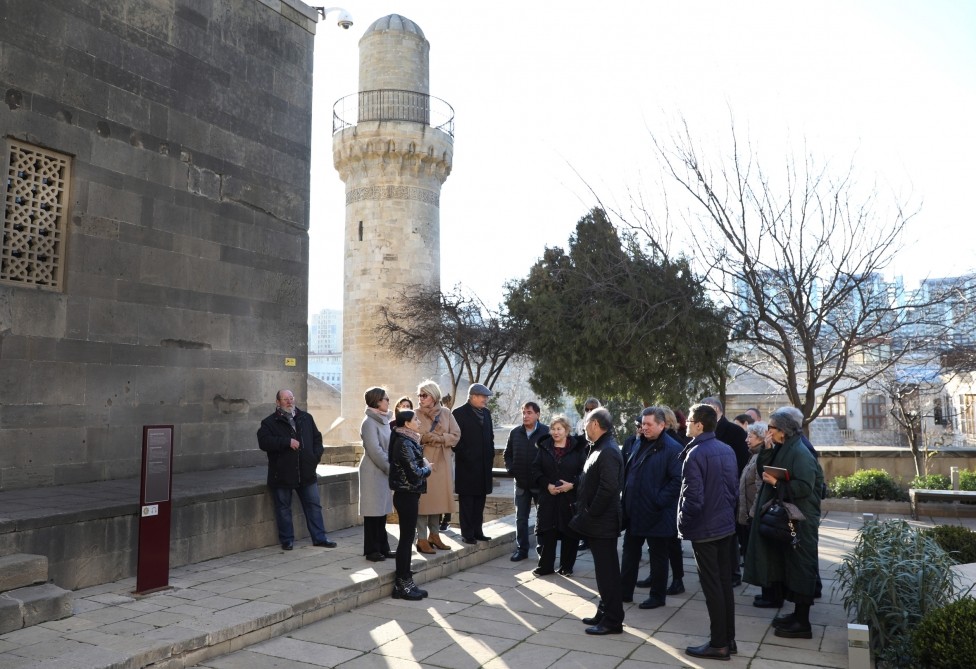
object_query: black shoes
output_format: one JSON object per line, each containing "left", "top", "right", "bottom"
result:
{"left": 557, "top": 566, "right": 574, "bottom": 576}
{"left": 685, "top": 642, "right": 731, "bottom": 661}
{"left": 314, "top": 539, "right": 337, "bottom": 548}
{"left": 636, "top": 576, "right": 652, "bottom": 588}
{"left": 281, "top": 543, "right": 293, "bottom": 551}
{"left": 585, "top": 624, "right": 623, "bottom": 635}
{"left": 532, "top": 567, "right": 554, "bottom": 576}
{"left": 622, "top": 595, "right": 633, "bottom": 603}
{"left": 384, "top": 551, "right": 397, "bottom": 558}
{"left": 666, "top": 579, "right": 685, "bottom": 595}
{"left": 365, "top": 552, "right": 386, "bottom": 562}
{"left": 581, "top": 608, "right": 605, "bottom": 626}
{"left": 461, "top": 536, "right": 477, "bottom": 544}
{"left": 578, "top": 539, "right": 589, "bottom": 551}
{"left": 772, "top": 612, "right": 795, "bottom": 629}
{"left": 730, "top": 640, "right": 738, "bottom": 655}
{"left": 639, "top": 597, "right": 665, "bottom": 610}
{"left": 731, "top": 575, "right": 742, "bottom": 587}
{"left": 474, "top": 534, "right": 491, "bottom": 542}
{"left": 439, "top": 520, "right": 450, "bottom": 531}
{"left": 392, "top": 577, "right": 427, "bottom": 601}
{"left": 511, "top": 550, "right": 528, "bottom": 562}
{"left": 774, "top": 620, "right": 813, "bottom": 638}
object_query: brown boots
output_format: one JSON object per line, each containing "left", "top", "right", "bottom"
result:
{"left": 416, "top": 538, "right": 437, "bottom": 554}
{"left": 428, "top": 532, "right": 451, "bottom": 550}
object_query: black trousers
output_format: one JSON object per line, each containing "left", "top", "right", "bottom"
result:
{"left": 589, "top": 536, "right": 624, "bottom": 628}
{"left": 621, "top": 532, "right": 669, "bottom": 599}
{"left": 668, "top": 536, "right": 684, "bottom": 579}
{"left": 692, "top": 535, "right": 736, "bottom": 648}
{"left": 362, "top": 515, "right": 390, "bottom": 556}
{"left": 537, "top": 528, "right": 579, "bottom": 572}
{"left": 458, "top": 493, "right": 486, "bottom": 539}
{"left": 393, "top": 491, "right": 419, "bottom": 579}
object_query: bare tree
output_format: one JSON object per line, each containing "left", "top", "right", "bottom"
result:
{"left": 376, "top": 284, "right": 524, "bottom": 408}
{"left": 650, "top": 118, "right": 956, "bottom": 430}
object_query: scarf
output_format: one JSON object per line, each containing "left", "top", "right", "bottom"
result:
{"left": 366, "top": 407, "right": 391, "bottom": 423}
{"left": 394, "top": 426, "right": 422, "bottom": 443}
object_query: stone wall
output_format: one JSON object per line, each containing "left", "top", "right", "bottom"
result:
{"left": 0, "top": 0, "right": 318, "bottom": 490}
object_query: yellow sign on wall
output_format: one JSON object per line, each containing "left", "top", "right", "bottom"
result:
{"left": 284, "top": 357, "right": 297, "bottom": 367}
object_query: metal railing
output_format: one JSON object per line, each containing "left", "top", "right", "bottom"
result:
{"left": 333, "top": 89, "right": 454, "bottom": 137}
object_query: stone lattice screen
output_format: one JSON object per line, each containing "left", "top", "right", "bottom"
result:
{"left": 1, "top": 139, "right": 71, "bottom": 291}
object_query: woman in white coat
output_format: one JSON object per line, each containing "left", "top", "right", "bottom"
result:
{"left": 360, "top": 387, "right": 395, "bottom": 561}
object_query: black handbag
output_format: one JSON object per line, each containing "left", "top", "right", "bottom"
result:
{"left": 758, "top": 482, "right": 801, "bottom": 548}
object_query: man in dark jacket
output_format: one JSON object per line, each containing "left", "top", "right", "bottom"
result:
{"left": 702, "top": 396, "right": 749, "bottom": 586}
{"left": 679, "top": 403, "right": 739, "bottom": 661}
{"left": 257, "top": 390, "right": 336, "bottom": 551}
{"left": 452, "top": 384, "right": 496, "bottom": 544}
{"left": 504, "top": 401, "right": 549, "bottom": 561}
{"left": 569, "top": 408, "right": 625, "bottom": 635}
{"left": 620, "top": 407, "right": 684, "bottom": 609}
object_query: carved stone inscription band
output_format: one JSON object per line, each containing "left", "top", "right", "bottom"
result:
{"left": 346, "top": 185, "right": 439, "bottom": 207}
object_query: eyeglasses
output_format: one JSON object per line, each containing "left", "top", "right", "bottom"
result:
{"left": 418, "top": 393, "right": 430, "bottom": 398}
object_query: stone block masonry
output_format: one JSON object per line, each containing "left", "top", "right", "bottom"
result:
{"left": 0, "top": 0, "right": 321, "bottom": 491}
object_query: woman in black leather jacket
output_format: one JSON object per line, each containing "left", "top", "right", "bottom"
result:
{"left": 388, "top": 410, "right": 432, "bottom": 600}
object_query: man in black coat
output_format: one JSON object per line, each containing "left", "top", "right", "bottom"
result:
{"left": 452, "top": 384, "right": 496, "bottom": 544}
{"left": 257, "top": 389, "right": 336, "bottom": 551}
{"left": 569, "top": 407, "right": 625, "bottom": 635}
{"left": 504, "top": 401, "right": 549, "bottom": 561}
{"left": 701, "top": 396, "right": 748, "bottom": 585}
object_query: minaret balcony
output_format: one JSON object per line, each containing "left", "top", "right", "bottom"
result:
{"left": 332, "top": 89, "right": 454, "bottom": 137}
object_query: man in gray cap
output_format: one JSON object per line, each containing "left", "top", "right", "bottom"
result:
{"left": 452, "top": 383, "right": 496, "bottom": 543}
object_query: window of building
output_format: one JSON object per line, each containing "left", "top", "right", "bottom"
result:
{"left": 1, "top": 139, "right": 71, "bottom": 291}
{"left": 961, "top": 395, "right": 976, "bottom": 436}
{"left": 861, "top": 394, "right": 887, "bottom": 430}
{"left": 821, "top": 394, "right": 848, "bottom": 430}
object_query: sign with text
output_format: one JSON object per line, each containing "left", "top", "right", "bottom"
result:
{"left": 136, "top": 425, "right": 174, "bottom": 594}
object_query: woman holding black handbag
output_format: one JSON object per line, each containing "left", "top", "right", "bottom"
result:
{"left": 743, "top": 407, "right": 824, "bottom": 639}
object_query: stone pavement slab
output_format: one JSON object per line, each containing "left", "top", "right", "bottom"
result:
{"left": 1, "top": 510, "right": 968, "bottom": 668}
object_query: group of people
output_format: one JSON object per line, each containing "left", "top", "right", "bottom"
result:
{"left": 358, "top": 380, "right": 501, "bottom": 600}
{"left": 258, "top": 387, "right": 824, "bottom": 661}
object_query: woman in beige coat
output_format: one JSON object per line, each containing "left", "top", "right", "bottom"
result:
{"left": 415, "top": 380, "right": 460, "bottom": 553}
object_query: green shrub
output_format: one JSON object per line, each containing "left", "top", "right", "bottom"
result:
{"left": 910, "top": 474, "right": 951, "bottom": 490}
{"left": 960, "top": 470, "right": 976, "bottom": 492}
{"left": 912, "top": 597, "right": 976, "bottom": 669}
{"left": 829, "top": 469, "right": 907, "bottom": 501}
{"left": 924, "top": 525, "right": 976, "bottom": 564}
{"left": 836, "top": 519, "right": 959, "bottom": 668}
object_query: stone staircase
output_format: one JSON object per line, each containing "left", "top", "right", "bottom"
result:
{"left": 0, "top": 553, "right": 72, "bottom": 634}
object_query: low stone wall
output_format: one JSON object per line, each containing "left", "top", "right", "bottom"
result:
{"left": 820, "top": 450, "right": 976, "bottom": 482}
{"left": 0, "top": 466, "right": 359, "bottom": 591}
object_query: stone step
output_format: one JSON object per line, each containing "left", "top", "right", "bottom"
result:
{"left": 0, "top": 583, "right": 72, "bottom": 634}
{"left": 0, "top": 553, "right": 48, "bottom": 592}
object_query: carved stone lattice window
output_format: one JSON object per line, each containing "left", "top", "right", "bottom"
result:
{"left": 1, "top": 139, "right": 71, "bottom": 290}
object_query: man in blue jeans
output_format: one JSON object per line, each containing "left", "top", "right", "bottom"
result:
{"left": 504, "top": 401, "right": 549, "bottom": 561}
{"left": 257, "top": 390, "right": 337, "bottom": 551}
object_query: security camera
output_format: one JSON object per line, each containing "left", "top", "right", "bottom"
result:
{"left": 315, "top": 7, "right": 353, "bottom": 30}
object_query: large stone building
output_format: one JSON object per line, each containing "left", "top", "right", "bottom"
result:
{"left": 332, "top": 14, "right": 454, "bottom": 441}
{"left": 0, "top": 0, "right": 319, "bottom": 491}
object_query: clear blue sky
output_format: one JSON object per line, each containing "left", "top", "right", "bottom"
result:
{"left": 307, "top": 0, "right": 976, "bottom": 315}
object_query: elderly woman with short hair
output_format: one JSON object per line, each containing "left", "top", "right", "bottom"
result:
{"left": 414, "top": 380, "right": 460, "bottom": 553}
{"left": 743, "top": 407, "right": 824, "bottom": 640}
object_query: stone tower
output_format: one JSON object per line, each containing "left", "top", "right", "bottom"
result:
{"left": 333, "top": 15, "right": 453, "bottom": 440}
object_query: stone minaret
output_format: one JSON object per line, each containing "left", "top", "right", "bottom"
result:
{"left": 333, "top": 14, "right": 453, "bottom": 441}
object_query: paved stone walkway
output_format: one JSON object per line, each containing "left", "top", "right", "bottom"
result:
{"left": 1, "top": 511, "right": 970, "bottom": 668}
{"left": 192, "top": 512, "right": 868, "bottom": 669}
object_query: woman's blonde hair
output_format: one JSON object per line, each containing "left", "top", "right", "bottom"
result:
{"left": 417, "top": 379, "right": 442, "bottom": 403}
{"left": 549, "top": 414, "right": 572, "bottom": 434}
{"left": 661, "top": 406, "right": 678, "bottom": 431}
